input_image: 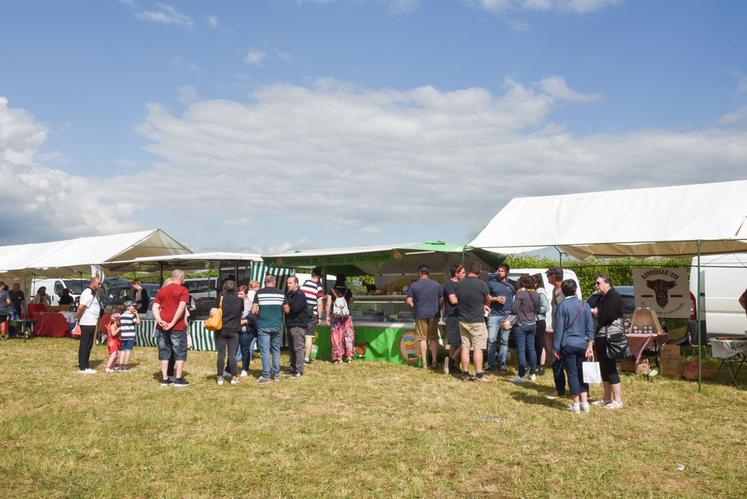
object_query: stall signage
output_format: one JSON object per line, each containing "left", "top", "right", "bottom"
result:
{"left": 399, "top": 330, "right": 419, "bottom": 363}
{"left": 632, "top": 267, "right": 689, "bottom": 318}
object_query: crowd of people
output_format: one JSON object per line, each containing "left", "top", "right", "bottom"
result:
{"left": 3, "top": 261, "right": 627, "bottom": 412}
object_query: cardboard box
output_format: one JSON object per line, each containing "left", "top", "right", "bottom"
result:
{"left": 620, "top": 358, "right": 650, "bottom": 375}
{"left": 629, "top": 308, "right": 664, "bottom": 335}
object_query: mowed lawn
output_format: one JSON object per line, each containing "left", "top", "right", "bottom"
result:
{"left": 1, "top": 338, "right": 746, "bottom": 498}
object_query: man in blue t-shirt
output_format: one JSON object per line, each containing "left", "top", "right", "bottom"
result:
{"left": 486, "top": 263, "right": 516, "bottom": 371}
{"left": 251, "top": 274, "right": 288, "bottom": 383}
{"left": 406, "top": 265, "right": 443, "bottom": 369}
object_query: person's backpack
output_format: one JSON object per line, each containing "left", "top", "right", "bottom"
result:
{"left": 330, "top": 288, "right": 350, "bottom": 318}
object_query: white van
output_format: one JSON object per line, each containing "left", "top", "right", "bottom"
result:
{"left": 689, "top": 253, "right": 747, "bottom": 337}
{"left": 506, "top": 268, "right": 583, "bottom": 325}
{"left": 30, "top": 278, "right": 88, "bottom": 305}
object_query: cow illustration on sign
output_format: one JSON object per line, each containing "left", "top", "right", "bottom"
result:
{"left": 646, "top": 279, "right": 676, "bottom": 308}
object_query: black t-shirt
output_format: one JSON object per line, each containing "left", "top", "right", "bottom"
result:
{"left": 455, "top": 276, "right": 488, "bottom": 323}
{"left": 442, "top": 279, "right": 459, "bottom": 318}
{"left": 59, "top": 295, "right": 74, "bottom": 305}
{"left": 220, "top": 291, "right": 244, "bottom": 332}
{"left": 597, "top": 287, "right": 624, "bottom": 329}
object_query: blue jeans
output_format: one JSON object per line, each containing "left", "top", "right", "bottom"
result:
{"left": 257, "top": 327, "right": 281, "bottom": 378}
{"left": 561, "top": 345, "right": 589, "bottom": 396}
{"left": 236, "top": 327, "right": 258, "bottom": 372}
{"left": 514, "top": 324, "right": 537, "bottom": 378}
{"left": 552, "top": 357, "right": 567, "bottom": 395}
{"left": 487, "top": 314, "right": 507, "bottom": 368}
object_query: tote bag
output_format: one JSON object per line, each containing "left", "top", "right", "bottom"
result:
{"left": 582, "top": 361, "right": 602, "bottom": 384}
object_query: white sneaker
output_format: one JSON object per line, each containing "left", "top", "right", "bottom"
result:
{"left": 568, "top": 403, "right": 581, "bottom": 414}
{"left": 79, "top": 368, "right": 96, "bottom": 374}
{"left": 580, "top": 402, "right": 591, "bottom": 414}
{"left": 216, "top": 377, "right": 224, "bottom": 385}
{"left": 529, "top": 374, "right": 537, "bottom": 382}
{"left": 230, "top": 377, "right": 240, "bottom": 385}
{"left": 240, "top": 370, "right": 248, "bottom": 377}
{"left": 592, "top": 399, "right": 612, "bottom": 407}
{"left": 105, "top": 368, "right": 115, "bottom": 373}
{"left": 509, "top": 375, "right": 525, "bottom": 383}
{"left": 605, "top": 400, "right": 624, "bottom": 410}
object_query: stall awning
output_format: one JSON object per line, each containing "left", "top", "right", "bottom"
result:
{"left": 0, "top": 229, "right": 191, "bottom": 278}
{"left": 468, "top": 180, "right": 747, "bottom": 259}
{"left": 263, "top": 241, "right": 502, "bottom": 276}
{"left": 107, "top": 251, "right": 263, "bottom": 272}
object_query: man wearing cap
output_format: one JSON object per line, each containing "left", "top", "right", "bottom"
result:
{"left": 545, "top": 266, "right": 567, "bottom": 399}
{"left": 486, "top": 263, "right": 515, "bottom": 371}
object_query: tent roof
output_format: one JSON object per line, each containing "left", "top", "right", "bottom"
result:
{"left": 108, "top": 252, "right": 262, "bottom": 272}
{"left": 263, "top": 241, "right": 501, "bottom": 276}
{"left": 0, "top": 229, "right": 191, "bottom": 278}
{"left": 469, "top": 180, "right": 747, "bottom": 259}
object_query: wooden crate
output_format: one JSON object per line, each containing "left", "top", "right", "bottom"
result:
{"left": 661, "top": 358, "right": 684, "bottom": 377}
{"left": 629, "top": 308, "right": 664, "bottom": 335}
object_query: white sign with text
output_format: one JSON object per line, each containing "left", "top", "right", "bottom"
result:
{"left": 633, "top": 267, "right": 690, "bottom": 318}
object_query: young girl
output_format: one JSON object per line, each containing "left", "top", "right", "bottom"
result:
{"left": 106, "top": 313, "right": 122, "bottom": 373}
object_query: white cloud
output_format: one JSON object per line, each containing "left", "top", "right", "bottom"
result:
{"left": 0, "top": 98, "right": 139, "bottom": 244}
{"left": 538, "top": 76, "right": 602, "bottom": 102}
{"left": 718, "top": 106, "right": 747, "bottom": 125}
{"left": 243, "top": 47, "right": 294, "bottom": 67}
{"left": 137, "top": 3, "right": 193, "bottom": 27}
{"left": 207, "top": 15, "right": 219, "bottom": 28}
{"left": 244, "top": 48, "right": 268, "bottom": 66}
{"left": 120, "top": 78, "right": 747, "bottom": 249}
{"left": 172, "top": 57, "right": 201, "bottom": 73}
{"left": 467, "top": 0, "right": 620, "bottom": 14}
{"left": 177, "top": 85, "right": 200, "bottom": 105}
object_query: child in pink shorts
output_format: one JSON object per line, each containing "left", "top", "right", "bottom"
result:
{"left": 105, "top": 313, "right": 121, "bottom": 373}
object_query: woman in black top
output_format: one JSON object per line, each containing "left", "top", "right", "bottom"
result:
{"left": 509, "top": 274, "right": 540, "bottom": 383}
{"left": 215, "top": 280, "right": 244, "bottom": 385}
{"left": 590, "top": 274, "right": 625, "bottom": 409}
{"left": 325, "top": 274, "right": 355, "bottom": 363}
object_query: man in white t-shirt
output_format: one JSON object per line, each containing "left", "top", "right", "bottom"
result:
{"left": 76, "top": 277, "right": 102, "bottom": 374}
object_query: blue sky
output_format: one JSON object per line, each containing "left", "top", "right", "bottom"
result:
{"left": 1, "top": 0, "right": 746, "bottom": 252}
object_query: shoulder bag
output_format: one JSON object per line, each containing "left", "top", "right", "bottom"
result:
{"left": 204, "top": 296, "right": 223, "bottom": 331}
{"left": 603, "top": 318, "right": 630, "bottom": 360}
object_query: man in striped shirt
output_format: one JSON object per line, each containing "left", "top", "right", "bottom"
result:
{"left": 251, "top": 275, "right": 288, "bottom": 383}
{"left": 301, "top": 268, "right": 325, "bottom": 364}
{"left": 118, "top": 300, "right": 141, "bottom": 371}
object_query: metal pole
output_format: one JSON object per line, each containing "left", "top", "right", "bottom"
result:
{"left": 556, "top": 246, "right": 563, "bottom": 270}
{"left": 696, "top": 240, "right": 702, "bottom": 392}
{"left": 159, "top": 263, "right": 164, "bottom": 286}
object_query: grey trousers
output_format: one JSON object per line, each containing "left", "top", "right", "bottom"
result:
{"left": 288, "top": 326, "right": 306, "bottom": 375}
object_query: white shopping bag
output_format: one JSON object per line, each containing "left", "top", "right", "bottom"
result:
{"left": 582, "top": 361, "right": 602, "bottom": 384}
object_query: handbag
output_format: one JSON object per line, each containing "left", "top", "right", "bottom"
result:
{"left": 582, "top": 360, "right": 602, "bottom": 384}
{"left": 204, "top": 296, "right": 223, "bottom": 331}
{"left": 604, "top": 319, "right": 630, "bottom": 360}
{"left": 500, "top": 314, "right": 516, "bottom": 331}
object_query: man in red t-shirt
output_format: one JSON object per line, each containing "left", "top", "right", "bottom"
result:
{"left": 153, "top": 269, "right": 190, "bottom": 387}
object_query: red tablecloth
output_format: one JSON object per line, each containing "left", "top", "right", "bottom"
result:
{"left": 34, "top": 313, "right": 71, "bottom": 337}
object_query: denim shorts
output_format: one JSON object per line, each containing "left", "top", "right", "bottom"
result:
{"left": 120, "top": 338, "right": 135, "bottom": 351}
{"left": 156, "top": 330, "right": 188, "bottom": 361}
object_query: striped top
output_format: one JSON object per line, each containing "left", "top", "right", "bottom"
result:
{"left": 120, "top": 311, "right": 137, "bottom": 339}
{"left": 253, "top": 287, "right": 287, "bottom": 330}
{"left": 300, "top": 279, "right": 324, "bottom": 316}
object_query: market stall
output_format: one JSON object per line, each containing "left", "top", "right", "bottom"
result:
{"left": 264, "top": 241, "right": 502, "bottom": 365}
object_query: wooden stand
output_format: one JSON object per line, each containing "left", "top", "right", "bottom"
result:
{"left": 660, "top": 344, "right": 684, "bottom": 377}
{"left": 629, "top": 308, "right": 664, "bottom": 335}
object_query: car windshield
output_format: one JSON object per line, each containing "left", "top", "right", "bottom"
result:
{"left": 62, "top": 280, "right": 88, "bottom": 294}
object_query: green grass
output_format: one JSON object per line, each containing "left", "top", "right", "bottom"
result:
{"left": 1, "top": 338, "right": 746, "bottom": 498}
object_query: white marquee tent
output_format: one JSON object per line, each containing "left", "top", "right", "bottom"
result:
{"left": 0, "top": 229, "right": 191, "bottom": 279}
{"left": 469, "top": 180, "right": 747, "bottom": 258}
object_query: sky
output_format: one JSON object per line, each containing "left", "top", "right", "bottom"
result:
{"left": 1, "top": 0, "right": 746, "bottom": 253}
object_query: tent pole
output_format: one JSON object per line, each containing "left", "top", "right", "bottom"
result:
{"left": 696, "top": 240, "right": 702, "bottom": 392}
{"left": 556, "top": 246, "right": 563, "bottom": 270}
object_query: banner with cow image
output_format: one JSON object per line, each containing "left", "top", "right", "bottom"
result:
{"left": 632, "top": 267, "right": 690, "bottom": 318}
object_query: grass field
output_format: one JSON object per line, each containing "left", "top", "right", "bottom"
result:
{"left": 1, "top": 337, "right": 746, "bottom": 498}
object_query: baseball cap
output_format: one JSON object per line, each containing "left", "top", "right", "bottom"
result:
{"left": 545, "top": 266, "right": 563, "bottom": 277}
{"left": 123, "top": 299, "right": 135, "bottom": 308}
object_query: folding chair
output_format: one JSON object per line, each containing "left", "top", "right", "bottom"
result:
{"left": 710, "top": 339, "right": 747, "bottom": 386}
